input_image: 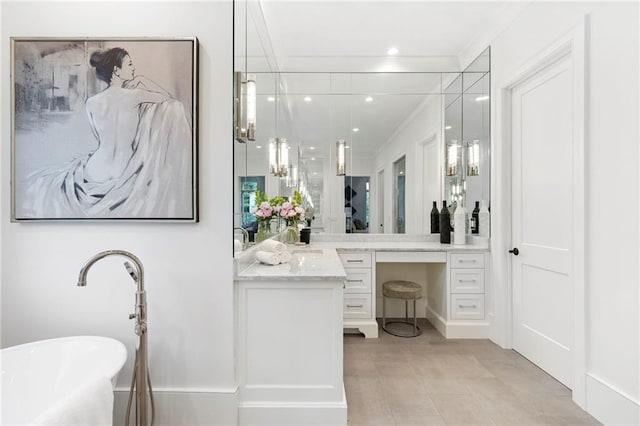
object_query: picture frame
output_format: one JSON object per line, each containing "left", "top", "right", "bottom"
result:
{"left": 10, "top": 37, "right": 199, "bottom": 222}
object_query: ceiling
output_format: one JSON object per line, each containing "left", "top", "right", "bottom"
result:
{"left": 259, "top": 1, "right": 530, "bottom": 72}
{"left": 242, "top": 1, "right": 526, "bottom": 189}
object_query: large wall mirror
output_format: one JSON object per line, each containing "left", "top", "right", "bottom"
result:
{"left": 444, "top": 48, "right": 490, "bottom": 218}
{"left": 234, "top": 3, "right": 490, "bottom": 247}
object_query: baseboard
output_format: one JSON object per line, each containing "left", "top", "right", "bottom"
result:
{"left": 443, "top": 321, "right": 491, "bottom": 338}
{"left": 586, "top": 374, "right": 640, "bottom": 426}
{"left": 238, "top": 387, "right": 347, "bottom": 426}
{"left": 425, "top": 305, "right": 448, "bottom": 337}
{"left": 113, "top": 387, "right": 238, "bottom": 426}
{"left": 425, "top": 306, "right": 490, "bottom": 338}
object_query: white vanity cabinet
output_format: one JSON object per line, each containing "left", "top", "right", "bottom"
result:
{"left": 446, "top": 252, "right": 490, "bottom": 337}
{"left": 338, "top": 251, "right": 378, "bottom": 338}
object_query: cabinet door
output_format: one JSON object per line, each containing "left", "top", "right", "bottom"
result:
{"left": 451, "top": 294, "right": 485, "bottom": 320}
{"left": 450, "top": 269, "right": 484, "bottom": 293}
{"left": 344, "top": 269, "right": 372, "bottom": 293}
{"left": 343, "top": 295, "right": 372, "bottom": 319}
{"left": 450, "top": 253, "right": 484, "bottom": 268}
{"left": 339, "top": 252, "right": 372, "bottom": 268}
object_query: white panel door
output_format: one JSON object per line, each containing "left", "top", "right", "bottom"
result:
{"left": 377, "top": 169, "right": 385, "bottom": 233}
{"left": 512, "top": 55, "right": 573, "bottom": 388}
{"left": 422, "top": 138, "right": 440, "bottom": 234}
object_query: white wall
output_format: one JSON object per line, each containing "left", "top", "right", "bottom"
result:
{"left": 373, "top": 95, "right": 442, "bottom": 234}
{"left": 488, "top": 2, "right": 639, "bottom": 424}
{"left": 1, "top": 2, "right": 237, "bottom": 424}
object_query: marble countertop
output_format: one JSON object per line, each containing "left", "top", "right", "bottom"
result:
{"left": 234, "top": 234, "right": 490, "bottom": 281}
{"left": 308, "top": 241, "right": 488, "bottom": 251}
{"left": 235, "top": 247, "right": 347, "bottom": 281}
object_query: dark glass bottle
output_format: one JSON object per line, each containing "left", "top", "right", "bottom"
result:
{"left": 439, "top": 201, "right": 451, "bottom": 244}
{"left": 430, "top": 201, "right": 440, "bottom": 233}
{"left": 471, "top": 201, "right": 480, "bottom": 234}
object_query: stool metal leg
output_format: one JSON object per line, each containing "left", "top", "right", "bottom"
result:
{"left": 405, "top": 300, "right": 408, "bottom": 322}
{"left": 382, "top": 295, "right": 386, "bottom": 329}
{"left": 413, "top": 299, "right": 418, "bottom": 334}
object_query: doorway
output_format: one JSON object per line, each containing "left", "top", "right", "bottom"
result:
{"left": 345, "top": 176, "right": 370, "bottom": 233}
{"left": 504, "top": 27, "right": 586, "bottom": 396}
{"left": 393, "top": 156, "right": 406, "bottom": 233}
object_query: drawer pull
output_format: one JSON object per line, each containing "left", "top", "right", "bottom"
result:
{"left": 347, "top": 259, "right": 364, "bottom": 263}
{"left": 458, "top": 259, "right": 477, "bottom": 263}
{"left": 458, "top": 279, "right": 477, "bottom": 283}
{"left": 346, "top": 304, "right": 364, "bottom": 308}
{"left": 346, "top": 279, "right": 364, "bottom": 283}
{"left": 458, "top": 304, "right": 478, "bottom": 309}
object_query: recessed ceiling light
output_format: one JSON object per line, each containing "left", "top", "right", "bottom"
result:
{"left": 387, "top": 47, "right": 399, "bottom": 56}
{"left": 475, "top": 95, "right": 489, "bottom": 102}
{"left": 311, "top": 157, "right": 316, "bottom": 160}
{"left": 313, "top": 172, "right": 318, "bottom": 175}
{"left": 352, "top": 128, "right": 359, "bottom": 132}
{"left": 445, "top": 126, "right": 452, "bottom": 130}
{"left": 345, "top": 145, "right": 350, "bottom": 149}
{"left": 365, "top": 96, "right": 373, "bottom": 102}
{"left": 267, "top": 96, "right": 275, "bottom": 102}
{"left": 256, "top": 145, "right": 262, "bottom": 149}
{"left": 304, "top": 96, "right": 312, "bottom": 102}
{"left": 309, "top": 146, "right": 315, "bottom": 150}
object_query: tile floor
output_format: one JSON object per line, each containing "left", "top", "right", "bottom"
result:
{"left": 343, "top": 319, "right": 600, "bottom": 426}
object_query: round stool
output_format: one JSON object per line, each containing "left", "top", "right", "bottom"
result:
{"left": 382, "top": 280, "right": 423, "bottom": 337}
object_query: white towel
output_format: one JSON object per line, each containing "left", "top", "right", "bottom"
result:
{"left": 255, "top": 250, "right": 280, "bottom": 265}
{"left": 278, "top": 250, "right": 292, "bottom": 264}
{"left": 32, "top": 376, "right": 113, "bottom": 426}
{"left": 260, "top": 239, "right": 286, "bottom": 254}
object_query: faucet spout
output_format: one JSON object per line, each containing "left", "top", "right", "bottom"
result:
{"left": 77, "top": 249, "right": 144, "bottom": 293}
{"left": 234, "top": 227, "right": 250, "bottom": 248}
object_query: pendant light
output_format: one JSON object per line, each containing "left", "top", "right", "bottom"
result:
{"left": 336, "top": 139, "right": 346, "bottom": 176}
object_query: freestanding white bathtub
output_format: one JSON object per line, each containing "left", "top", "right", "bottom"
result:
{"left": 1, "top": 336, "right": 127, "bottom": 425}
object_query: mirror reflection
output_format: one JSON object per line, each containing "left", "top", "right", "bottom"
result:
{"left": 233, "top": 3, "right": 490, "bottom": 245}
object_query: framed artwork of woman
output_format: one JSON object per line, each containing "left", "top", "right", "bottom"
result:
{"left": 10, "top": 37, "right": 198, "bottom": 222}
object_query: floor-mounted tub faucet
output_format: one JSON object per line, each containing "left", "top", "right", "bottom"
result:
{"left": 78, "top": 250, "right": 154, "bottom": 426}
{"left": 234, "top": 227, "right": 250, "bottom": 249}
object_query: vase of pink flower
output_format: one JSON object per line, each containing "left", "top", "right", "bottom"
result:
{"left": 251, "top": 191, "right": 274, "bottom": 242}
{"left": 278, "top": 191, "right": 305, "bottom": 244}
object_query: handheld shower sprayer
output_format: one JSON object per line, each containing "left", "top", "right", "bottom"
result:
{"left": 77, "top": 250, "right": 154, "bottom": 426}
{"left": 124, "top": 261, "right": 139, "bottom": 282}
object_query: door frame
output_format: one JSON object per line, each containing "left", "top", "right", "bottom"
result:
{"left": 417, "top": 133, "right": 439, "bottom": 234}
{"left": 493, "top": 18, "right": 586, "bottom": 407}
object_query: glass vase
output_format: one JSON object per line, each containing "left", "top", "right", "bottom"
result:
{"left": 285, "top": 225, "right": 299, "bottom": 244}
{"left": 256, "top": 221, "right": 271, "bottom": 243}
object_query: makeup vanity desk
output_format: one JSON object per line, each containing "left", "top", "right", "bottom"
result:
{"left": 308, "top": 234, "right": 491, "bottom": 340}
{"left": 233, "top": 235, "right": 489, "bottom": 426}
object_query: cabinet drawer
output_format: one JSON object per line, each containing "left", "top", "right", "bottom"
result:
{"left": 451, "top": 294, "right": 485, "bottom": 320}
{"left": 451, "top": 269, "right": 484, "bottom": 294}
{"left": 339, "top": 252, "right": 372, "bottom": 268}
{"left": 344, "top": 269, "right": 372, "bottom": 293}
{"left": 450, "top": 253, "right": 484, "bottom": 268}
{"left": 343, "top": 294, "right": 372, "bottom": 319}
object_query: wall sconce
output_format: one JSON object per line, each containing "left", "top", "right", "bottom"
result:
{"left": 234, "top": 71, "right": 256, "bottom": 143}
{"left": 336, "top": 139, "right": 346, "bottom": 176}
{"left": 466, "top": 139, "right": 480, "bottom": 176}
{"left": 446, "top": 139, "right": 459, "bottom": 176}
{"left": 286, "top": 165, "right": 299, "bottom": 188}
{"left": 269, "top": 138, "right": 289, "bottom": 177}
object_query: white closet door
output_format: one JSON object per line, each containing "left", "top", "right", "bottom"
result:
{"left": 511, "top": 55, "right": 573, "bottom": 388}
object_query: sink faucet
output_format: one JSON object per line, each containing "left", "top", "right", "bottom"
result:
{"left": 234, "top": 227, "right": 249, "bottom": 249}
{"left": 77, "top": 250, "right": 151, "bottom": 426}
